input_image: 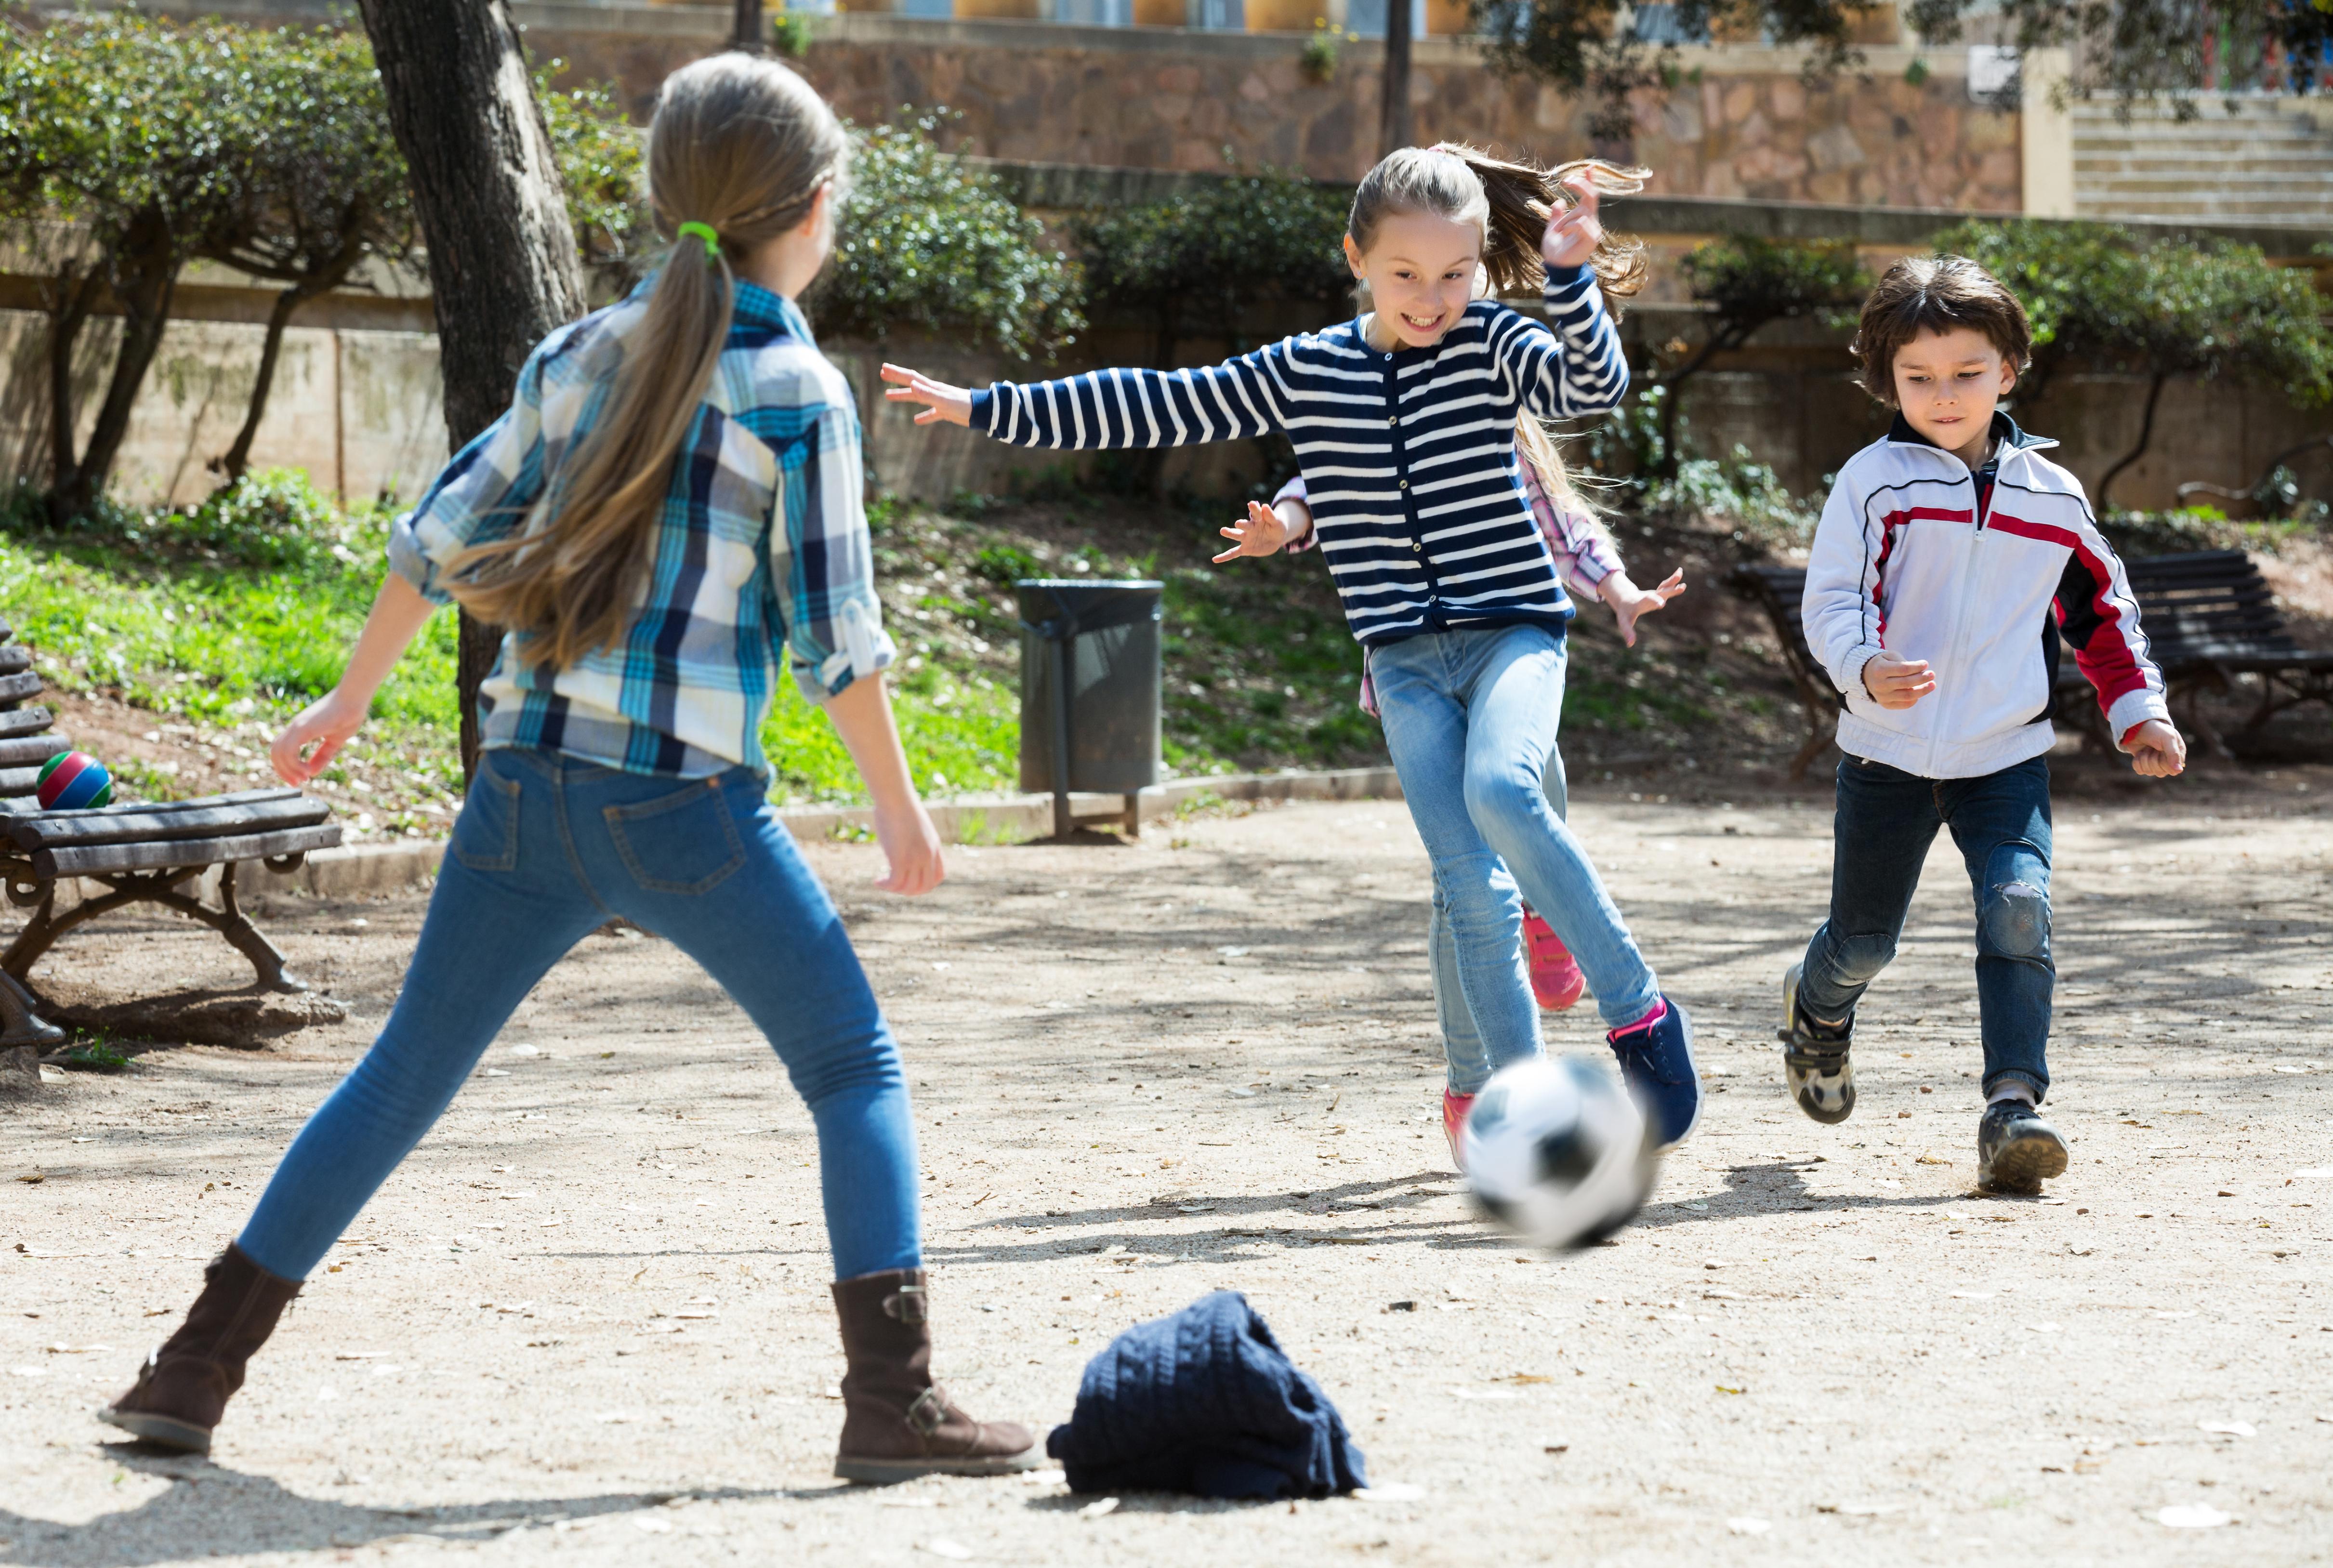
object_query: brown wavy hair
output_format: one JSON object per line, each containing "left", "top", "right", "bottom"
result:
{"left": 1347, "top": 143, "right": 1649, "bottom": 300}
{"left": 442, "top": 54, "right": 848, "bottom": 671}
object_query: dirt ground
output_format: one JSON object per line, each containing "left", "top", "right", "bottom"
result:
{"left": 3, "top": 756, "right": 2331, "bottom": 1567}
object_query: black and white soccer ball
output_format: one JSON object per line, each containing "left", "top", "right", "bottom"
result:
{"left": 1462, "top": 1055, "right": 1659, "bottom": 1250}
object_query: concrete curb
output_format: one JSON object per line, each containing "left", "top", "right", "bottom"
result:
{"left": 158, "top": 767, "right": 1405, "bottom": 902}
{"left": 777, "top": 766, "right": 1404, "bottom": 844}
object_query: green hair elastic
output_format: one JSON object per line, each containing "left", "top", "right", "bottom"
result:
{"left": 675, "top": 221, "right": 721, "bottom": 262}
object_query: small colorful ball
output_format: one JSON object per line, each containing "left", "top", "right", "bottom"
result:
{"left": 36, "top": 751, "right": 114, "bottom": 810}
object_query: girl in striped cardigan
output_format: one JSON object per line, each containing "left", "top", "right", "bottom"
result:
{"left": 1262, "top": 410, "right": 1684, "bottom": 1165}
{"left": 883, "top": 144, "right": 1702, "bottom": 1154}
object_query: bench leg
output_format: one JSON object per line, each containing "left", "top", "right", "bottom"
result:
{"left": 0, "top": 969, "right": 66, "bottom": 1051}
{"left": 3, "top": 866, "right": 306, "bottom": 995}
{"left": 208, "top": 862, "right": 305, "bottom": 994}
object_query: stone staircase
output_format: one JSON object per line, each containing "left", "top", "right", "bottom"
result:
{"left": 2073, "top": 97, "right": 2333, "bottom": 227}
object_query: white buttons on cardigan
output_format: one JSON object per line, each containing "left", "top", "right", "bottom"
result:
{"left": 1410, "top": 541, "right": 1423, "bottom": 552}
{"left": 1386, "top": 414, "right": 1397, "bottom": 424}
{"left": 1397, "top": 478, "right": 1408, "bottom": 489}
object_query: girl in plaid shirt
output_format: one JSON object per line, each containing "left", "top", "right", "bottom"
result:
{"left": 1260, "top": 416, "right": 1683, "bottom": 1165}
{"left": 100, "top": 56, "right": 1039, "bottom": 1483}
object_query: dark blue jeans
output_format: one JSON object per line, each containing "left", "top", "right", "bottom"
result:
{"left": 236, "top": 748, "right": 921, "bottom": 1281}
{"left": 1796, "top": 754, "right": 2054, "bottom": 1101}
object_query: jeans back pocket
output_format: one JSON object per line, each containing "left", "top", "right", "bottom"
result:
{"left": 604, "top": 777, "right": 747, "bottom": 896}
{"left": 450, "top": 757, "right": 522, "bottom": 872}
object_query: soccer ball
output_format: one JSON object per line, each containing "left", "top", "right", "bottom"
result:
{"left": 1462, "top": 1055, "right": 1658, "bottom": 1250}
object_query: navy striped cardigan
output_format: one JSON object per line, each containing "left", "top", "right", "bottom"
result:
{"left": 968, "top": 266, "right": 1629, "bottom": 646}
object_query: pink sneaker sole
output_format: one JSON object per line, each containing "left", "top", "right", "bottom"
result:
{"left": 1522, "top": 907, "right": 1586, "bottom": 1011}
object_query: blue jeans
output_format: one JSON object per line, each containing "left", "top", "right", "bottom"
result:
{"left": 237, "top": 748, "right": 921, "bottom": 1282}
{"left": 1372, "top": 625, "right": 1660, "bottom": 1090}
{"left": 1429, "top": 750, "right": 1568, "bottom": 1095}
{"left": 1796, "top": 754, "right": 2054, "bottom": 1101}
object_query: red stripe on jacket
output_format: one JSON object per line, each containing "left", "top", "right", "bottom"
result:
{"left": 1986, "top": 513, "right": 2150, "bottom": 712}
{"left": 1870, "top": 507, "right": 1972, "bottom": 640}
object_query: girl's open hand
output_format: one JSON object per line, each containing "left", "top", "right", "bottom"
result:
{"left": 271, "top": 687, "right": 367, "bottom": 786}
{"left": 1542, "top": 172, "right": 1605, "bottom": 272}
{"left": 880, "top": 363, "right": 973, "bottom": 427}
{"left": 870, "top": 798, "right": 946, "bottom": 896}
{"left": 1598, "top": 568, "right": 1686, "bottom": 647}
{"left": 1213, "top": 500, "right": 1298, "bottom": 564}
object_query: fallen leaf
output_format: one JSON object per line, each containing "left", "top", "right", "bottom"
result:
{"left": 2157, "top": 1504, "right": 2231, "bottom": 1529}
{"left": 2199, "top": 1421, "right": 2255, "bottom": 1437}
{"left": 1354, "top": 1483, "right": 1424, "bottom": 1502}
{"left": 1727, "top": 1517, "right": 1771, "bottom": 1536}
{"left": 1077, "top": 1498, "right": 1119, "bottom": 1519}
{"left": 922, "top": 1541, "right": 974, "bottom": 1561}
{"left": 630, "top": 1516, "right": 671, "bottom": 1534}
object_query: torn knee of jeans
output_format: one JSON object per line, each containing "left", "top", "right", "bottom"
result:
{"left": 1980, "top": 881, "right": 2051, "bottom": 958}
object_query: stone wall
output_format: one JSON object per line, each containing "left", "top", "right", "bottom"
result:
{"left": 527, "top": 9, "right": 2025, "bottom": 208}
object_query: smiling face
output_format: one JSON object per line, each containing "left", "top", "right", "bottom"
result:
{"left": 1891, "top": 325, "right": 2017, "bottom": 462}
{"left": 1344, "top": 209, "right": 1483, "bottom": 350}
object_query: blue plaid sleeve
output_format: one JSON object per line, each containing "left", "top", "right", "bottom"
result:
{"left": 387, "top": 344, "right": 555, "bottom": 606}
{"left": 777, "top": 391, "right": 896, "bottom": 701}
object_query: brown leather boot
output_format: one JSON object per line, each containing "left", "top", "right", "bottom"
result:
{"left": 830, "top": 1268, "right": 1041, "bottom": 1483}
{"left": 97, "top": 1244, "right": 301, "bottom": 1454}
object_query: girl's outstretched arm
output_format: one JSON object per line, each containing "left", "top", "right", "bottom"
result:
{"left": 1598, "top": 568, "right": 1687, "bottom": 647}
{"left": 271, "top": 573, "right": 437, "bottom": 785}
{"left": 883, "top": 347, "right": 1287, "bottom": 452}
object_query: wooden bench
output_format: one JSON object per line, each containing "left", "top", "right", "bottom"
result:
{"left": 0, "top": 617, "right": 342, "bottom": 1052}
{"left": 1726, "top": 550, "right": 2333, "bottom": 777}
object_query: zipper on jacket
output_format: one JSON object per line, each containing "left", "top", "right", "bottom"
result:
{"left": 1926, "top": 459, "right": 1986, "bottom": 776}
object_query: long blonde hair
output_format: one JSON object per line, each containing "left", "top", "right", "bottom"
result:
{"left": 1346, "top": 143, "right": 1650, "bottom": 300}
{"left": 443, "top": 55, "right": 849, "bottom": 670}
{"left": 1514, "top": 413, "right": 1610, "bottom": 537}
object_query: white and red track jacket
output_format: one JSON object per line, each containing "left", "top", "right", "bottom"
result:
{"left": 1803, "top": 411, "right": 2170, "bottom": 780}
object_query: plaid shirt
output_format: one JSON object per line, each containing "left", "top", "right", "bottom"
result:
{"left": 388, "top": 279, "right": 894, "bottom": 777}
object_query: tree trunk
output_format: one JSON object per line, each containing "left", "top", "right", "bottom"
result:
{"left": 216, "top": 283, "right": 314, "bottom": 485}
{"left": 1378, "top": 0, "right": 1413, "bottom": 158}
{"left": 1650, "top": 322, "right": 1747, "bottom": 481}
{"left": 42, "top": 264, "right": 103, "bottom": 523}
{"left": 2097, "top": 372, "right": 2168, "bottom": 511}
{"left": 213, "top": 237, "right": 370, "bottom": 486}
{"left": 52, "top": 209, "right": 181, "bottom": 526}
{"left": 352, "top": 0, "right": 587, "bottom": 783}
{"left": 732, "top": 0, "right": 765, "bottom": 53}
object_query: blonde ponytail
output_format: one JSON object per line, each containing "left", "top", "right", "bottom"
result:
{"left": 443, "top": 54, "right": 848, "bottom": 671}
{"left": 1347, "top": 143, "right": 1649, "bottom": 301}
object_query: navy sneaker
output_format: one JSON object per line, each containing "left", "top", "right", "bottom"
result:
{"left": 1977, "top": 1100, "right": 2069, "bottom": 1194}
{"left": 1607, "top": 995, "right": 1701, "bottom": 1150}
{"left": 1778, "top": 961, "right": 1856, "bottom": 1125}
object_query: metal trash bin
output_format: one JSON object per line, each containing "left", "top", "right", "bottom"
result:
{"left": 1015, "top": 578, "right": 1164, "bottom": 838}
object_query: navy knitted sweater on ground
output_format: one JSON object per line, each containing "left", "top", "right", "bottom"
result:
{"left": 967, "top": 267, "right": 1629, "bottom": 647}
{"left": 1045, "top": 1290, "right": 1369, "bottom": 1500}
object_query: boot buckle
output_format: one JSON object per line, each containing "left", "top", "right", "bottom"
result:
{"left": 905, "top": 1385, "right": 949, "bottom": 1436}
{"left": 884, "top": 1284, "right": 928, "bottom": 1325}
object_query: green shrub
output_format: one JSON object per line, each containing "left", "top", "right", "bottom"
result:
{"left": 808, "top": 114, "right": 1084, "bottom": 362}
{"left": 770, "top": 12, "right": 815, "bottom": 58}
{"left": 537, "top": 64, "right": 649, "bottom": 288}
{"left": 1072, "top": 168, "right": 1351, "bottom": 363}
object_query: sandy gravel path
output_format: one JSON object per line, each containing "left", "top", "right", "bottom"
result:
{"left": 3, "top": 785, "right": 2331, "bottom": 1566}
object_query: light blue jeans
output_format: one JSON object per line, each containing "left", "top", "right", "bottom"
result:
{"left": 236, "top": 748, "right": 921, "bottom": 1282}
{"left": 1429, "top": 751, "right": 1567, "bottom": 1094}
{"left": 1372, "top": 624, "right": 1659, "bottom": 1094}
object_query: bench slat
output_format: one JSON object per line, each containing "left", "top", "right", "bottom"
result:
{"left": 0, "top": 671, "right": 41, "bottom": 707}
{"left": 0, "top": 706, "right": 54, "bottom": 739}
{"left": 0, "top": 735, "right": 66, "bottom": 769}
{"left": 34, "top": 822, "right": 343, "bottom": 879}
{"left": 0, "top": 646, "right": 28, "bottom": 678}
{"left": 5, "top": 791, "right": 325, "bottom": 852}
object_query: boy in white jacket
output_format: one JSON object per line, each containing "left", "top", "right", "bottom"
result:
{"left": 1784, "top": 255, "right": 2187, "bottom": 1193}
